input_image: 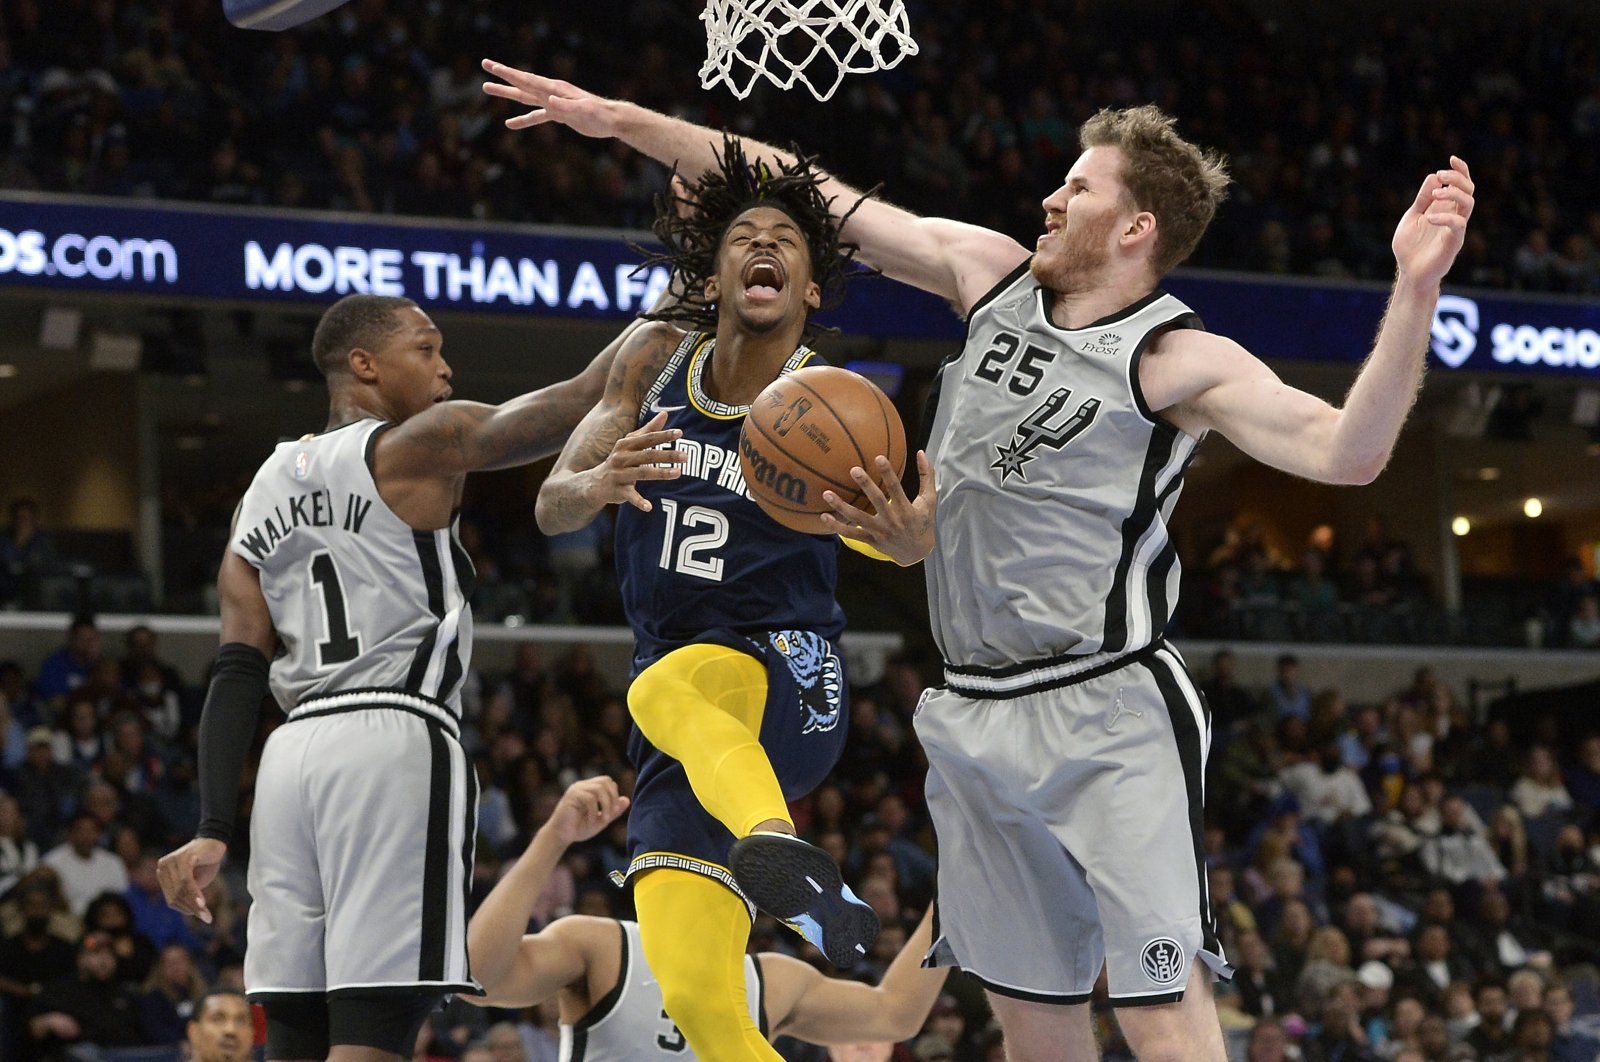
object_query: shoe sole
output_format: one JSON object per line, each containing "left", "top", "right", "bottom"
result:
{"left": 729, "top": 834, "right": 880, "bottom": 968}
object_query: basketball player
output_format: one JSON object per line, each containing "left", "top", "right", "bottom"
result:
{"left": 482, "top": 62, "right": 1474, "bottom": 1062}
{"left": 466, "top": 777, "right": 947, "bottom": 1061}
{"left": 187, "top": 989, "right": 256, "bottom": 1062}
{"left": 534, "top": 139, "right": 903, "bottom": 1061}
{"left": 157, "top": 294, "right": 637, "bottom": 1062}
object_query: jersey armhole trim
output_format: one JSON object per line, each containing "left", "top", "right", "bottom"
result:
{"left": 966, "top": 256, "right": 1034, "bottom": 320}
{"left": 1128, "top": 308, "right": 1206, "bottom": 433}
{"left": 568, "top": 921, "right": 630, "bottom": 1031}
{"left": 637, "top": 331, "right": 701, "bottom": 424}
{"left": 363, "top": 420, "right": 397, "bottom": 477}
{"left": 752, "top": 951, "right": 769, "bottom": 1039}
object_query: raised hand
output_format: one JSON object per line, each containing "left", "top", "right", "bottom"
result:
{"left": 545, "top": 776, "right": 630, "bottom": 846}
{"left": 585, "top": 411, "right": 686, "bottom": 513}
{"left": 481, "top": 59, "right": 619, "bottom": 138}
{"left": 818, "top": 451, "right": 937, "bottom": 567}
{"left": 1393, "top": 156, "right": 1473, "bottom": 288}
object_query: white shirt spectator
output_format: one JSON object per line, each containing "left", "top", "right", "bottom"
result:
{"left": 43, "top": 838, "right": 130, "bottom": 915}
{"left": 1279, "top": 759, "right": 1373, "bottom": 824}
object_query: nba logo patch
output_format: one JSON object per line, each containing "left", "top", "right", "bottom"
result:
{"left": 293, "top": 451, "right": 310, "bottom": 479}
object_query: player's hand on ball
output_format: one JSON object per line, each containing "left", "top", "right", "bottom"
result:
{"left": 548, "top": 776, "right": 630, "bottom": 846}
{"left": 819, "top": 450, "right": 936, "bottom": 567}
{"left": 157, "top": 837, "right": 227, "bottom": 924}
{"left": 585, "top": 411, "right": 686, "bottom": 513}
{"left": 481, "top": 60, "right": 619, "bottom": 139}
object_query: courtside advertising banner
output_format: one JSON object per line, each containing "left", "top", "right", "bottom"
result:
{"left": 1, "top": 193, "right": 1597, "bottom": 375}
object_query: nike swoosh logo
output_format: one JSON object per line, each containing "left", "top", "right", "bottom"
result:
{"left": 648, "top": 401, "right": 686, "bottom": 414}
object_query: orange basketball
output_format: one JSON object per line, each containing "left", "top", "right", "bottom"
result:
{"left": 739, "top": 365, "right": 907, "bottom": 535}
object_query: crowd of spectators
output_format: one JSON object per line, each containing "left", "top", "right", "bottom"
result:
{"left": 1, "top": 0, "right": 1599, "bottom": 291}
{"left": 2, "top": 611, "right": 1600, "bottom": 1061}
{"left": 1186, "top": 517, "right": 1439, "bottom": 645}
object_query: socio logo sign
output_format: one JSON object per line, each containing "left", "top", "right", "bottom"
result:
{"left": 1430, "top": 295, "right": 1600, "bottom": 372}
{"left": 1430, "top": 295, "right": 1479, "bottom": 368}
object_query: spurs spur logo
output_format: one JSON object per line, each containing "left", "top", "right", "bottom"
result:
{"left": 991, "top": 387, "right": 1102, "bottom": 484}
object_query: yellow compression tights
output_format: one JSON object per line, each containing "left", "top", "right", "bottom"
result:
{"left": 628, "top": 643, "right": 791, "bottom": 838}
{"left": 635, "top": 869, "right": 780, "bottom": 1062}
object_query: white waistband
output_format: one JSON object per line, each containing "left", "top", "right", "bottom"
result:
{"left": 288, "top": 690, "right": 460, "bottom": 738}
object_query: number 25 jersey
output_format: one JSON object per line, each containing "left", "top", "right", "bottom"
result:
{"left": 613, "top": 331, "right": 845, "bottom": 669}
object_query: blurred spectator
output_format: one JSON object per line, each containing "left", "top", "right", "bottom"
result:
{"left": 0, "top": 793, "right": 39, "bottom": 897}
{"left": 124, "top": 849, "right": 196, "bottom": 952}
{"left": 42, "top": 813, "right": 128, "bottom": 916}
{"left": 137, "top": 943, "right": 208, "bottom": 1045}
{"left": 0, "top": 499, "right": 53, "bottom": 609}
{"left": 120, "top": 626, "right": 185, "bottom": 741}
{"left": 1279, "top": 741, "right": 1373, "bottom": 827}
{"left": 1419, "top": 797, "right": 1507, "bottom": 887}
{"left": 84, "top": 891, "right": 157, "bottom": 986}
{"left": 1566, "top": 596, "right": 1600, "bottom": 649}
{"left": 33, "top": 617, "right": 103, "bottom": 707}
{"left": 1510, "top": 747, "right": 1574, "bottom": 820}
{"left": 1543, "top": 982, "right": 1600, "bottom": 1062}
{"left": 13, "top": 727, "right": 80, "bottom": 848}
{"left": 0, "top": 881, "right": 78, "bottom": 1037}
{"left": 1202, "top": 649, "right": 1259, "bottom": 734}
{"left": 1267, "top": 654, "right": 1312, "bottom": 719}
{"left": 184, "top": 988, "right": 255, "bottom": 1062}
{"left": 1466, "top": 980, "right": 1515, "bottom": 1058}
{"left": 27, "top": 931, "right": 147, "bottom": 1056}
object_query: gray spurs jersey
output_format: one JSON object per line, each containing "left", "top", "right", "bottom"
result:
{"left": 560, "top": 920, "right": 765, "bottom": 1061}
{"left": 230, "top": 419, "right": 474, "bottom": 714}
{"left": 923, "top": 261, "right": 1205, "bottom": 677}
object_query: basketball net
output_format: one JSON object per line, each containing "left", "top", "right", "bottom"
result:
{"left": 700, "top": 0, "right": 919, "bottom": 102}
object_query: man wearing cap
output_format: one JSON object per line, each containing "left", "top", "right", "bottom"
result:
{"left": 28, "top": 931, "right": 148, "bottom": 1054}
{"left": 1354, "top": 960, "right": 1395, "bottom": 1049}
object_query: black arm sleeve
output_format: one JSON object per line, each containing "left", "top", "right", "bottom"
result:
{"left": 196, "top": 642, "right": 270, "bottom": 844}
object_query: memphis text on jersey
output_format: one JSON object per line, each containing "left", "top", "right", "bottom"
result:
{"left": 236, "top": 488, "right": 375, "bottom": 562}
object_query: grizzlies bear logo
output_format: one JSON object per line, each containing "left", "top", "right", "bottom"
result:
{"left": 769, "top": 630, "right": 843, "bottom": 735}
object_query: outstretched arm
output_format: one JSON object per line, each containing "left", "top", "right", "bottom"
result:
{"left": 535, "top": 321, "right": 687, "bottom": 534}
{"left": 1158, "top": 158, "right": 1474, "bottom": 485}
{"left": 762, "top": 905, "right": 947, "bottom": 1045}
{"left": 376, "top": 315, "right": 638, "bottom": 482}
{"left": 481, "top": 61, "right": 1029, "bottom": 314}
{"left": 466, "top": 777, "right": 630, "bottom": 1007}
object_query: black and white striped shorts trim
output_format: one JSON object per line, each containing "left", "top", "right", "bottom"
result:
{"left": 289, "top": 689, "right": 461, "bottom": 739}
{"left": 942, "top": 641, "right": 1163, "bottom": 700}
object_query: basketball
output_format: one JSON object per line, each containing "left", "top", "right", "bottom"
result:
{"left": 739, "top": 365, "right": 907, "bottom": 535}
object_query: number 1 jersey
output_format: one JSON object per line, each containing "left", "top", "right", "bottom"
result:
{"left": 613, "top": 331, "right": 845, "bottom": 670}
{"left": 230, "top": 419, "right": 475, "bottom": 715}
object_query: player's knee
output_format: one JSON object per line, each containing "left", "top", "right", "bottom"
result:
{"left": 626, "top": 663, "right": 681, "bottom": 733}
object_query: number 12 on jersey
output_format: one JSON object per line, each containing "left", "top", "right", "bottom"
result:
{"left": 657, "top": 499, "right": 728, "bottom": 582}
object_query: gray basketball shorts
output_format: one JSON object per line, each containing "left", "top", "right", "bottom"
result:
{"left": 916, "top": 640, "right": 1231, "bottom": 1006}
{"left": 245, "top": 692, "right": 481, "bottom": 1000}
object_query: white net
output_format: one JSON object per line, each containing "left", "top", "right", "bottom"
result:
{"left": 700, "top": 0, "right": 919, "bottom": 102}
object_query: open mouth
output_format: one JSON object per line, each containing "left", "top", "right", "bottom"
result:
{"left": 742, "top": 256, "right": 786, "bottom": 303}
{"left": 434, "top": 388, "right": 453, "bottom": 403}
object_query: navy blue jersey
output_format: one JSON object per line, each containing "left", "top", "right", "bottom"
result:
{"left": 614, "top": 331, "right": 846, "bottom": 669}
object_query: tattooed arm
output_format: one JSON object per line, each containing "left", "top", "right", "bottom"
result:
{"left": 534, "top": 321, "right": 688, "bottom": 534}
{"left": 375, "top": 317, "right": 639, "bottom": 481}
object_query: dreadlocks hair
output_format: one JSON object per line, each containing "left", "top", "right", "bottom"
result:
{"left": 635, "top": 134, "right": 871, "bottom": 338}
